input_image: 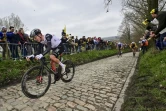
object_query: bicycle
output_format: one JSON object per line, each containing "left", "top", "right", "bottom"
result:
{"left": 21, "top": 54, "right": 75, "bottom": 99}
{"left": 117, "top": 48, "right": 122, "bottom": 57}
{"left": 132, "top": 47, "right": 136, "bottom": 57}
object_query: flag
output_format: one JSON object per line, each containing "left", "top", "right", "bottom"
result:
{"left": 64, "top": 25, "right": 66, "bottom": 34}
{"left": 142, "top": 19, "right": 148, "bottom": 25}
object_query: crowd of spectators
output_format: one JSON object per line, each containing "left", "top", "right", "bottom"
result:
{"left": 61, "top": 34, "right": 114, "bottom": 54}
{"left": 0, "top": 26, "right": 33, "bottom": 60}
{"left": 61, "top": 29, "right": 129, "bottom": 54}
{"left": 0, "top": 27, "right": 129, "bottom": 61}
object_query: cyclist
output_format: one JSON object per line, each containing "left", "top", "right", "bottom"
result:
{"left": 116, "top": 42, "right": 123, "bottom": 57}
{"left": 26, "top": 28, "right": 66, "bottom": 74}
{"left": 130, "top": 42, "right": 137, "bottom": 56}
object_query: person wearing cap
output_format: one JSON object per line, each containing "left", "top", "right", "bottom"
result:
{"left": 150, "top": 9, "right": 166, "bottom": 34}
{"left": 150, "top": 8, "right": 166, "bottom": 50}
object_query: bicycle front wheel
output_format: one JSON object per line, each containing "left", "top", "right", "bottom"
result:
{"left": 61, "top": 60, "right": 75, "bottom": 82}
{"left": 21, "top": 65, "right": 51, "bottom": 99}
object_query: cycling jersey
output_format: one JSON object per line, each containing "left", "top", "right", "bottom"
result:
{"left": 117, "top": 42, "right": 123, "bottom": 48}
{"left": 130, "top": 42, "right": 137, "bottom": 48}
{"left": 35, "top": 34, "right": 63, "bottom": 56}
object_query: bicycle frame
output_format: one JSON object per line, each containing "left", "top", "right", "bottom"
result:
{"left": 34, "top": 53, "right": 70, "bottom": 83}
{"left": 39, "top": 57, "right": 60, "bottom": 75}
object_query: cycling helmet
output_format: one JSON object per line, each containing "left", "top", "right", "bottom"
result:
{"left": 30, "top": 28, "right": 41, "bottom": 39}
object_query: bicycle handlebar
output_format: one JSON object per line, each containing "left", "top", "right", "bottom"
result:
{"left": 29, "top": 56, "right": 46, "bottom": 64}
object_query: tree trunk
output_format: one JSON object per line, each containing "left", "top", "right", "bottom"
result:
{"left": 147, "top": 0, "right": 158, "bottom": 49}
{"left": 147, "top": 0, "right": 158, "bottom": 19}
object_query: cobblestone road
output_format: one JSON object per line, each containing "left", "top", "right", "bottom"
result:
{"left": 0, "top": 52, "right": 138, "bottom": 111}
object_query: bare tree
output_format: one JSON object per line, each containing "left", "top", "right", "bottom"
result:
{"left": 118, "top": 0, "right": 166, "bottom": 43}
{"left": 0, "top": 13, "right": 28, "bottom": 31}
{"left": 104, "top": 0, "right": 166, "bottom": 44}
{"left": 104, "top": 0, "right": 112, "bottom": 12}
{"left": 118, "top": 18, "right": 132, "bottom": 44}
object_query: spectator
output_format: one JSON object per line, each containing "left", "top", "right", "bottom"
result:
{"left": 6, "top": 26, "right": 19, "bottom": 60}
{"left": 75, "top": 36, "right": 79, "bottom": 52}
{"left": 61, "top": 29, "right": 66, "bottom": 37}
{"left": 17, "top": 28, "right": 28, "bottom": 57}
{"left": 93, "top": 37, "right": 98, "bottom": 50}
{"left": 89, "top": 37, "right": 95, "bottom": 50}
{"left": 23, "top": 33, "right": 33, "bottom": 55}
{"left": 150, "top": 8, "right": 166, "bottom": 50}
{"left": 82, "top": 36, "right": 87, "bottom": 51}
{"left": 69, "top": 36, "right": 75, "bottom": 53}
{"left": 0, "top": 26, "right": 8, "bottom": 60}
{"left": 140, "top": 37, "right": 148, "bottom": 54}
{"left": 77, "top": 38, "right": 83, "bottom": 52}
{"left": 163, "top": 37, "right": 166, "bottom": 46}
{"left": 61, "top": 36, "right": 69, "bottom": 53}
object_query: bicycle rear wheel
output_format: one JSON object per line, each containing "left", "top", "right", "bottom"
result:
{"left": 21, "top": 65, "right": 51, "bottom": 99}
{"left": 133, "top": 52, "right": 135, "bottom": 57}
{"left": 61, "top": 60, "right": 75, "bottom": 82}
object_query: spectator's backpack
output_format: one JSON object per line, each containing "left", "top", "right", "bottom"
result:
{"left": 142, "top": 40, "right": 148, "bottom": 46}
{"left": 145, "top": 40, "right": 148, "bottom": 46}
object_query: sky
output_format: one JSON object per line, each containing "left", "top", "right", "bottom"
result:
{"left": 0, "top": 0, "right": 123, "bottom": 38}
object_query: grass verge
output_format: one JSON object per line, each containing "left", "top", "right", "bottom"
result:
{"left": 121, "top": 49, "right": 166, "bottom": 111}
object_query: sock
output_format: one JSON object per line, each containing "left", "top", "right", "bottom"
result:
{"left": 59, "top": 62, "right": 65, "bottom": 67}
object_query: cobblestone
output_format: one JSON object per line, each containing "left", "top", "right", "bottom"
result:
{"left": 66, "top": 101, "right": 77, "bottom": 108}
{"left": 0, "top": 53, "right": 138, "bottom": 111}
{"left": 47, "top": 106, "right": 57, "bottom": 111}
{"left": 76, "top": 105, "right": 88, "bottom": 111}
{"left": 74, "top": 99, "right": 86, "bottom": 106}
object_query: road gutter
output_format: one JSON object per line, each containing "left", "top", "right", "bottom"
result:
{"left": 112, "top": 55, "right": 138, "bottom": 111}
